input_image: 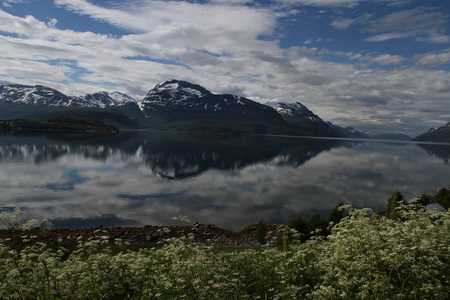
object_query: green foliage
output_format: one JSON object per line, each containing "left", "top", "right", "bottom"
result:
{"left": 327, "top": 201, "right": 347, "bottom": 225}
{"left": 307, "top": 214, "right": 328, "bottom": 235}
{"left": 255, "top": 220, "right": 268, "bottom": 245}
{"left": 417, "top": 187, "right": 450, "bottom": 210}
{"left": 0, "top": 117, "right": 119, "bottom": 137}
{"left": 433, "top": 186, "right": 450, "bottom": 210}
{"left": 0, "top": 204, "right": 448, "bottom": 299}
{"left": 288, "top": 215, "right": 309, "bottom": 236}
{"left": 386, "top": 191, "right": 404, "bottom": 219}
{"left": 288, "top": 202, "right": 348, "bottom": 243}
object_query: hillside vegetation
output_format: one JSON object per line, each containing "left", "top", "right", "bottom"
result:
{"left": 0, "top": 117, "right": 119, "bottom": 138}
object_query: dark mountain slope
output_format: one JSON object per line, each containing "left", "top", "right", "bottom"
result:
{"left": 414, "top": 123, "right": 450, "bottom": 143}
{"left": 265, "top": 102, "right": 341, "bottom": 137}
{"left": 141, "top": 80, "right": 286, "bottom": 125}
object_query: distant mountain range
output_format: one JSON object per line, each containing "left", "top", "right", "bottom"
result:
{"left": 0, "top": 84, "right": 134, "bottom": 107}
{"left": 0, "top": 80, "right": 339, "bottom": 137}
{"left": 0, "top": 80, "right": 444, "bottom": 141}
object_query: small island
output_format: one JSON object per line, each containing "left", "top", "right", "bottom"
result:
{"left": 0, "top": 117, "right": 119, "bottom": 138}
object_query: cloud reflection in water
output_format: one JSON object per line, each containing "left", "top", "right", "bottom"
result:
{"left": 0, "top": 132, "right": 449, "bottom": 230}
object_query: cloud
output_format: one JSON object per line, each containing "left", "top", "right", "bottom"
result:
{"left": 365, "top": 32, "right": 411, "bottom": 42}
{"left": 331, "top": 18, "right": 355, "bottom": 30}
{"left": 349, "top": 52, "right": 406, "bottom": 66}
{"left": 275, "top": 0, "right": 364, "bottom": 7}
{"left": 331, "top": 14, "right": 372, "bottom": 30}
{"left": 413, "top": 49, "right": 450, "bottom": 66}
{"left": 367, "top": 8, "right": 446, "bottom": 32}
{"left": 0, "top": 3, "right": 278, "bottom": 97}
{"left": 54, "top": 0, "right": 278, "bottom": 54}
{"left": 2, "top": 0, "right": 27, "bottom": 8}
{"left": 275, "top": 0, "right": 407, "bottom": 8}
{"left": 208, "top": 0, "right": 253, "bottom": 4}
{"left": 372, "top": 54, "right": 405, "bottom": 65}
{"left": 365, "top": 8, "right": 450, "bottom": 43}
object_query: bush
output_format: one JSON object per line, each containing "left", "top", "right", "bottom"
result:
{"left": 0, "top": 203, "right": 448, "bottom": 299}
{"left": 386, "top": 191, "right": 404, "bottom": 219}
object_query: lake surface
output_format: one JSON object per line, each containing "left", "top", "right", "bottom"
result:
{"left": 0, "top": 131, "right": 449, "bottom": 230}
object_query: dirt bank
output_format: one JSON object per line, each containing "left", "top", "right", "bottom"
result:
{"left": 0, "top": 222, "right": 283, "bottom": 251}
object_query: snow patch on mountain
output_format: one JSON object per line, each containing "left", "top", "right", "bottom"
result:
{"left": 0, "top": 84, "right": 136, "bottom": 108}
{"left": 265, "top": 101, "right": 324, "bottom": 123}
{"left": 78, "top": 91, "right": 136, "bottom": 108}
{"left": 143, "top": 80, "right": 212, "bottom": 108}
{"left": 0, "top": 85, "right": 74, "bottom": 106}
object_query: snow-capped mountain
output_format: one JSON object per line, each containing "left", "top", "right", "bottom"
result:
{"left": 77, "top": 91, "right": 136, "bottom": 108}
{"left": 143, "top": 80, "right": 212, "bottom": 107}
{"left": 0, "top": 84, "right": 76, "bottom": 106}
{"left": 140, "top": 80, "right": 285, "bottom": 126}
{"left": 414, "top": 122, "right": 450, "bottom": 143}
{"left": 0, "top": 80, "right": 343, "bottom": 136}
{"left": 142, "top": 80, "right": 277, "bottom": 113}
{"left": 265, "top": 102, "right": 325, "bottom": 124}
{"left": 265, "top": 101, "right": 340, "bottom": 137}
{"left": 0, "top": 84, "right": 136, "bottom": 108}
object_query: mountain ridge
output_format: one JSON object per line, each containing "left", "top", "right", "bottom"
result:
{"left": 413, "top": 122, "right": 450, "bottom": 143}
{"left": 0, "top": 84, "right": 137, "bottom": 108}
{"left": 1, "top": 79, "right": 418, "bottom": 139}
{"left": 265, "top": 102, "right": 339, "bottom": 137}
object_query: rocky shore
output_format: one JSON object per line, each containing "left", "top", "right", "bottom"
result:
{"left": 0, "top": 222, "right": 282, "bottom": 251}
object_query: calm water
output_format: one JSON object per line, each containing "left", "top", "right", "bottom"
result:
{"left": 0, "top": 131, "right": 449, "bottom": 230}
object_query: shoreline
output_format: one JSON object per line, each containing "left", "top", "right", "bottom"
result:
{"left": 0, "top": 222, "right": 282, "bottom": 250}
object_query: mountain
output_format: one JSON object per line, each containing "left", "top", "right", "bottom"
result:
{"left": 0, "top": 80, "right": 343, "bottom": 136}
{"left": 0, "top": 84, "right": 76, "bottom": 106}
{"left": 325, "top": 123, "right": 412, "bottom": 141}
{"left": 413, "top": 122, "right": 450, "bottom": 143}
{"left": 76, "top": 91, "right": 136, "bottom": 108}
{"left": 141, "top": 80, "right": 285, "bottom": 125}
{"left": 326, "top": 123, "right": 370, "bottom": 138}
{"left": 0, "top": 84, "right": 136, "bottom": 107}
{"left": 0, "top": 84, "right": 142, "bottom": 128}
{"left": 265, "top": 102, "right": 340, "bottom": 137}
{"left": 142, "top": 80, "right": 212, "bottom": 108}
{"left": 140, "top": 80, "right": 346, "bottom": 136}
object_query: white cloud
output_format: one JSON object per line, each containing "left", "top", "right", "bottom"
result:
{"left": 414, "top": 50, "right": 450, "bottom": 66}
{"left": 2, "top": 0, "right": 27, "bottom": 8}
{"left": 54, "top": 0, "right": 278, "bottom": 54}
{"left": 331, "top": 13, "right": 372, "bottom": 30}
{"left": 365, "top": 8, "right": 450, "bottom": 44}
{"left": 349, "top": 52, "right": 406, "bottom": 66}
{"left": 276, "top": 0, "right": 364, "bottom": 7}
{"left": 275, "top": 0, "right": 407, "bottom": 8}
{"left": 365, "top": 32, "right": 411, "bottom": 42}
{"left": 371, "top": 54, "right": 405, "bottom": 65}
{"left": 208, "top": 0, "right": 252, "bottom": 4}
{"left": 367, "top": 8, "right": 446, "bottom": 33}
{"left": 331, "top": 18, "right": 355, "bottom": 30}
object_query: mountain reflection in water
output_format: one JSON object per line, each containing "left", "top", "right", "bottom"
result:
{"left": 0, "top": 132, "right": 449, "bottom": 230}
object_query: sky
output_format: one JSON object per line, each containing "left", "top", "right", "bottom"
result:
{"left": 0, "top": 0, "right": 449, "bottom": 136}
